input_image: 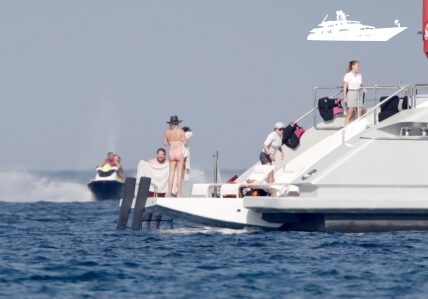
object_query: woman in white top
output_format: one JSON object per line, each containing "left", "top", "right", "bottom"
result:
{"left": 259, "top": 122, "right": 285, "bottom": 183}
{"left": 343, "top": 60, "right": 367, "bottom": 126}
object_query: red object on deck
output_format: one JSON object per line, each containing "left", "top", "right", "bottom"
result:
{"left": 424, "top": 0, "right": 428, "bottom": 57}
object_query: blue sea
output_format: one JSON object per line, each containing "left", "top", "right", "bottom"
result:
{"left": 1, "top": 170, "right": 428, "bottom": 298}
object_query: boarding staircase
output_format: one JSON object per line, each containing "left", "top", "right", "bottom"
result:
{"left": 270, "top": 83, "right": 413, "bottom": 185}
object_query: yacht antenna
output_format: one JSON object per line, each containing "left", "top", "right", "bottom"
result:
{"left": 212, "top": 150, "right": 220, "bottom": 197}
{"left": 321, "top": 14, "right": 328, "bottom": 23}
{"left": 213, "top": 150, "right": 218, "bottom": 183}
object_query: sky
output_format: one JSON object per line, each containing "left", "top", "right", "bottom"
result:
{"left": 0, "top": 0, "right": 426, "bottom": 172}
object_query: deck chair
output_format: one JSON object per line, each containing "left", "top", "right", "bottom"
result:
{"left": 219, "top": 164, "right": 276, "bottom": 198}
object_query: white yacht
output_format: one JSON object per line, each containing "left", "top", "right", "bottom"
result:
{"left": 143, "top": 84, "right": 428, "bottom": 232}
{"left": 307, "top": 10, "right": 406, "bottom": 41}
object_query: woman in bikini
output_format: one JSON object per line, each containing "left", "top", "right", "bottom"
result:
{"left": 163, "top": 115, "right": 188, "bottom": 197}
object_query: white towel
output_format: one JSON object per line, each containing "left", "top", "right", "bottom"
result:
{"left": 136, "top": 160, "right": 169, "bottom": 193}
{"left": 184, "top": 131, "right": 193, "bottom": 181}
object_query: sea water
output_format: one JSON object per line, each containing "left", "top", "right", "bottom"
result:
{"left": 1, "top": 170, "right": 428, "bottom": 298}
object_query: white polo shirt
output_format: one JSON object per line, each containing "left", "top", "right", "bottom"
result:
{"left": 344, "top": 72, "right": 362, "bottom": 90}
{"left": 263, "top": 131, "right": 282, "bottom": 155}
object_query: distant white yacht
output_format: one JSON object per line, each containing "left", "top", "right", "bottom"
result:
{"left": 307, "top": 10, "right": 406, "bottom": 41}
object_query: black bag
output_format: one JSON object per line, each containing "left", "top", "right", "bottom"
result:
{"left": 285, "top": 134, "right": 300, "bottom": 149}
{"left": 318, "top": 97, "right": 342, "bottom": 121}
{"left": 380, "top": 96, "right": 408, "bottom": 112}
{"left": 378, "top": 96, "right": 409, "bottom": 122}
{"left": 282, "top": 124, "right": 296, "bottom": 143}
{"left": 282, "top": 123, "right": 305, "bottom": 149}
{"left": 378, "top": 111, "right": 398, "bottom": 122}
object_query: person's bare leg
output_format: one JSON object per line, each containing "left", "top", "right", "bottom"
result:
{"left": 146, "top": 213, "right": 152, "bottom": 229}
{"left": 156, "top": 215, "right": 161, "bottom": 229}
{"left": 176, "top": 159, "right": 185, "bottom": 197}
{"left": 182, "top": 157, "right": 187, "bottom": 180}
{"left": 267, "top": 168, "right": 276, "bottom": 196}
{"left": 168, "top": 160, "right": 177, "bottom": 197}
{"left": 267, "top": 166, "right": 274, "bottom": 184}
{"left": 359, "top": 107, "right": 365, "bottom": 118}
{"left": 344, "top": 108, "right": 354, "bottom": 126}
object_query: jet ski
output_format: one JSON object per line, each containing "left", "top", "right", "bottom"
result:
{"left": 87, "top": 164, "right": 124, "bottom": 200}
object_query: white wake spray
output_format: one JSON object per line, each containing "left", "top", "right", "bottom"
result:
{"left": 0, "top": 166, "right": 237, "bottom": 202}
{"left": 0, "top": 169, "right": 93, "bottom": 203}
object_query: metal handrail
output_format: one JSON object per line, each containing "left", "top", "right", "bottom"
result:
{"left": 413, "top": 84, "right": 428, "bottom": 108}
{"left": 312, "top": 84, "right": 410, "bottom": 131}
{"left": 363, "top": 84, "right": 409, "bottom": 124}
{"left": 284, "top": 88, "right": 345, "bottom": 126}
{"left": 313, "top": 87, "right": 344, "bottom": 130}
{"left": 149, "top": 183, "right": 160, "bottom": 198}
{"left": 341, "top": 84, "right": 411, "bottom": 143}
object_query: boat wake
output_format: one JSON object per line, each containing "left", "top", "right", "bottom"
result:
{"left": 159, "top": 225, "right": 262, "bottom": 235}
{"left": 0, "top": 169, "right": 93, "bottom": 203}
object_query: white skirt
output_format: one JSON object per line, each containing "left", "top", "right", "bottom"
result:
{"left": 346, "top": 90, "right": 363, "bottom": 108}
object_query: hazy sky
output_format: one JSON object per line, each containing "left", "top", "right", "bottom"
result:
{"left": 0, "top": 0, "right": 426, "bottom": 172}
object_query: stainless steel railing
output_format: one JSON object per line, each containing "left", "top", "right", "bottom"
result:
{"left": 413, "top": 84, "right": 428, "bottom": 108}
{"left": 312, "top": 84, "right": 412, "bottom": 130}
{"left": 341, "top": 84, "right": 412, "bottom": 143}
{"left": 313, "top": 87, "right": 344, "bottom": 130}
{"left": 282, "top": 87, "right": 345, "bottom": 128}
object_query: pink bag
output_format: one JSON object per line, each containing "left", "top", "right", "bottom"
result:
{"left": 294, "top": 127, "right": 305, "bottom": 138}
{"left": 333, "top": 99, "right": 344, "bottom": 116}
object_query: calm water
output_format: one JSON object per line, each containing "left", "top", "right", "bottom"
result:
{"left": 1, "top": 170, "right": 428, "bottom": 298}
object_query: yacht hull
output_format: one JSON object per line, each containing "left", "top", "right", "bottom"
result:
{"left": 246, "top": 198, "right": 428, "bottom": 232}
{"left": 265, "top": 212, "right": 428, "bottom": 233}
{"left": 307, "top": 27, "right": 407, "bottom": 41}
{"left": 146, "top": 196, "right": 428, "bottom": 232}
{"left": 145, "top": 197, "right": 281, "bottom": 229}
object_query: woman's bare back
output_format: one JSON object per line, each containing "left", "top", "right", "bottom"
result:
{"left": 164, "top": 128, "right": 186, "bottom": 161}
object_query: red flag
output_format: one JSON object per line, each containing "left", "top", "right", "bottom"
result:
{"left": 424, "top": 0, "right": 428, "bottom": 57}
